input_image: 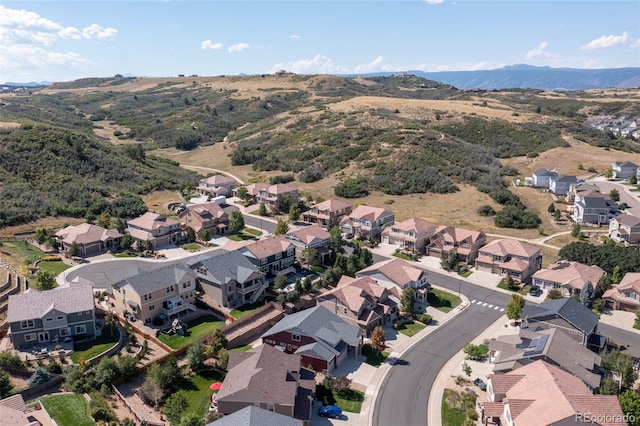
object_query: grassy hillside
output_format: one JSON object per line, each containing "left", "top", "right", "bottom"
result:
{"left": 1, "top": 74, "right": 640, "bottom": 231}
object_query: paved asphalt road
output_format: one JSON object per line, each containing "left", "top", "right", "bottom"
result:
{"left": 373, "top": 271, "right": 513, "bottom": 426}
{"left": 588, "top": 179, "right": 640, "bottom": 213}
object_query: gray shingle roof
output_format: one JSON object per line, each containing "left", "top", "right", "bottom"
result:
{"left": 262, "top": 306, "right": 362, "bottom": 348}
{"left": 191, "top": 250, "right": 263, "bottom": 284}
{"left": 7, "top": 285, "right": 95, "bottom": 323}
{"left": 205, "top": 406, "right": 303, "bottom": 426}
{"left": 112, "top": 263, "right": 196, "bottom": 295}
{"left": 295, "top": 341, "right": 339, "bottom": 361}
{"left": 522, "top": 297, "right": 598, "bottom": 335}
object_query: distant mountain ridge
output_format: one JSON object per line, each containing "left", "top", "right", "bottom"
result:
{"left": 345, "top": 65, "right": 640, "bottom": 90}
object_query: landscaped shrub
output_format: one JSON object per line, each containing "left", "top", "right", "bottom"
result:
{"left": 416, "top": 313, "right": 433, "bottom": 325}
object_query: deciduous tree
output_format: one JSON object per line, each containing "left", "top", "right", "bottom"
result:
{"left": 275, "top": 219, "right": 289, "bottom": 235}
{"left": 505, "top": 294, "right": 524, "bottom": 320}
{"left": 36, "top": 270, "right": 56, "bottom": 291}
{"left": 187, "top": 342, "right": 206, "bottom": 372}
{"left": 229, "top": 211, "right": 245, "bottom": 233}
{"left": 370, "top": 326, "right": 386, "bottom": 353}
{"left": 400, "top": 288, "right": 416, "bottom": 316}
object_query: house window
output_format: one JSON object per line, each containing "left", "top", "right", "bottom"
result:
{"left": 344, "top": 308, "right": 348, "bottom": 314}
{"left": 24, "top": 333, "right": 36, "bottom": 342}
{"left": 57, "top": 316, "right": 64, "bottom": 320}
{"left": 261, "top": 258, "right": 267, "bottom": 265}
{"left": 45, "top": 317, "right": 53, "bottom": 322}
{"left": 275, "top": 253, "right": 282, "bottom": 260}
{"left": 166, "top": 286, "right": 173, "bottom": 293}
{"left": 287, "top": 248, "right": 294, "bottom": 256}
{"left": 59, "top": 328, "right": 70, "bottom": 337}
{"left": 625, "top": 291, "right": 636, "bottom": 299}
{"left": 183, "top": 281, "right": 190, "bottom": 289}
{"left": 74, "top": 325, "right": 86, "bottom": 334}
{"left": 267, "top": 403, "right": 275, "bottom": 412}
{"left": 149, "top": 304, "right": 155, "bottom": 311}
{"left": 21, "top": 320, "right": 35, "bottom": 330}
{"left": 292, "top": 334, "right": 301, "bottom": 342}
{"left": 144, "top": 293, "right": 152, "bottom": 301}
{"left": 38, "top": 332, "right": 50, "bottom": 343}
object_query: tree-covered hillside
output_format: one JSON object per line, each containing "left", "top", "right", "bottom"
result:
{"left": 0, "top": 125, "right": 199, "bottom": 227}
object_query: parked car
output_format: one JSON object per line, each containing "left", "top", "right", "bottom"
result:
{"left": 529, "top": 285, "right": 541, "bottom": 296}
{"left": 318, "top": 405, "right": 342, "bottom": 418}
{"left": 473, "top": 378, "right": 487, "bottom": 391}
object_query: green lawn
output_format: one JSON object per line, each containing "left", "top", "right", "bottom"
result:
{"left": 497, "top": 279, "right": 522, "bottom": 292}
{"left": 112, "top": 251, "right": 139, "bottom": 258}
{"left": 180, "top": 369, "right": 226, "bottom": 418}
{"left": 244, "top": 228, "right": 262, "bottom": 237}
{"left": 181, "top": 243, "right": 202, "bottom": 251}
{"left": 228, "top": 233, "right": 256, "bottom": 242}
{"left": 458, "top": 270, "right": 473, "bottom": 278}
{"left": 397, "top": 322, "right": 426, "bottom": 337}
{"left": 230, "top": 344, "right": 252, "bottom": 352}
{"left": 428, "top": 289, "right": 461, "bottom": 313}
{"left": 158, "top": 315, "right": 225, "bottom": 350}
{"left": 364, "top": 350, "right": 389, "bottom": 367}
{"left": 71, "top": 325, "right": 120, "bottom": 363}
{"left": 441, "top": 389, "right": 468, "bottom": 426}
{"left": 0, "top": 241, "right": 48, "bottom": 268}
{"left": 334, "top": 389, "right": 365, "bottom": 413}
{"left": 392, "top": 251, "right": 414, "bottom": 261}
{"left": 38, "top": 260, "right": 71, "bottom": 275}
{"left": 41, "top": 394, "right": 93, "bottom": 426}
{"left": 229, "top": 298, "right": 274, "bottom": 319}
{"left": 518, "top": 284, "right": 532, "bottom": 295}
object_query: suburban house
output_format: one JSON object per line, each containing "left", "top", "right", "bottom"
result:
{"left": 572, "top": 190, "right": 618, "bottom": 225}
{"left": 484, "top": 360, "right": 625, "bottom": 426}
{"left": 239, "top": 235, "right": 296, "bottom": 278}
{"left": 55, "top": 223, "right": 123, "bottom": 257}
{"left": 206, "top": 406, "right": 303, "bottom": 426}
{"left": 531, "top": 169, "right": 557, "bottom": 188}
{"left": 257, "top": 183, "right": 299, "bottom": 209}
{"left": 532, "top": 260, "right": 605, "bottom": 297}
{"left": 110, "top": 263, "right": 197, "bottom": 324}
{"left": 603, "top": 272, "right": 640, "bottom": 312}
{"left": 612, "top": 161, "right": 638, "bottom": 180}
{"left": 356, "top": 258, "right": 429, "bottom": 302}
{"left": 261, "top": 305, "right": 362, "bottom": 372}
{"left": 179, "top": 202, "right": 229, "bottom": 238}
{"left": 244, "top": 182, "right": 270, "bottom": 203}
{"left": 426, "top": 226, "right": 486, "bottom": 264}
{"left": 609, "top": 213, "right": 640, "bottom": 245}
{"left": 7, "top": 284, "right": 96, "bottom": 349}
{"left": 316, "top": 276, "right": 398, "bottom": 337}
{"left": 214, "top": 345, "right": 315, "bottom": 424}
{"left": 191, "top": 249, "right": 267, "bottom": 308}
{"left": 474, "top": 239, "right": 542, "bottom": 283}
{"left": 488, "top": 328, "right": 602, "bottom": 390}
{"left": 197, "top": 174, "right": 237, "bottom": 197}
{"left": 566, "top": 182, "right": 600, "bottom": 203}
{"left": 339, "top": 205, "right": 395, "bottom": 240}
{"left": 286, "top": 224, "right": 333, "bottom": 266}
{"left": 127, "top": 212, "right": 182, "bottom": 249}
{"left": 302, "top": 199, "right": 353, "bottom": 227}
{"left": 521, "top": 297, "right": 599, "bottom": 347}
{"left": 549, "top": 175, "right": 578, "bottom": 196}
{"left": 0, "top": 394, "right": 45, "bottom": 426}
{"left": 381, "top": 217, "right": 437, "bottom": 254}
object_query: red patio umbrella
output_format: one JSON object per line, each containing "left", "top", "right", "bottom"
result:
{"left": 209, "top": 382, "right": 223, "bottom": 391}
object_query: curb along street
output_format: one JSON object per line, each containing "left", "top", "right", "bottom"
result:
{"left": 359, "top": 286, "right": 470, "bottom": 426}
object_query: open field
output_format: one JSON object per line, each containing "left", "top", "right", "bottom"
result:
{"left": 0, "top": 217, "right": 85, "bottom": 239}
{"left": 141, "top": 189, "right": 186, "bottom": 216}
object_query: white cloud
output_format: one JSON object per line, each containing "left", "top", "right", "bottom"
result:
{"left": 270, "top": 54, "right": 348, "bottom": 74}
{"left": 630, "top": 39, "right": 640, "bottom": 48}
{"left": 0, "top": 43, "right": 92, "bottom": 70}
{"left": 201, "top": 40, "right": 223, "bottom": 50}
{"left": 353, "top": 56, "right": 386, "bottom": 73}
{"left": 228, "top": 42, "right": 250, "bottom": 53}
{"left": 580, "top": 31, "right": 632, "bottom": 50}
{"left": 81, "top": 24, "right": 117, "bottom": 40}
{"left": 58, "top": 27, "right": 82, "bottom": 40}
{"left": 525, "top": 42, "right": 556, "bottom": 60}
{"left": 289, "top": 34, "right": 301, "bottom": 39}
{"left": 424, "top": 0, "right": 445, "bottom": 4}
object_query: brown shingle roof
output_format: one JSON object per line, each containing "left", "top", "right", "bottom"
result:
{"left": 288, "top": 224, "right": 330, "bottom": 245}
{"left": 489, "top": 373, "right": 525, "bottom": 394}
{"left": 432, "top": 226, "right": 485, "bottom": 245}
{"left": 313, "top": 199, "right": 352, "bottom": 213}
{"left": 479, "top": 238, "right": 541, "bottom": 258}
{"left": 55, "top": 223, "right": 122, "bottom": 245}
{"left": 242, "top": 235, "right": 293, "bottom": 259}
{"left": 615, "top": 213, "right": 640, "bottom": 227}
{"left": 347, "top": 205, "right": 393, "bottom": 222}
{"left": 603, "top": 272, "right": 640, "bottom": 304}
{"left": 533, "top": 260, "right": 605, "bottom": 290}
{"left": 201, "top": 175, "right": 235, "bottom": 186}
{"left": 320, "top": 276, "right": 390, "bottom": 313}
{"left": 127, "top": 212, "right": 179, "bottom": 231}
{"left": 246, "top": 182, "right": 270, "bottom": 196}
{"left": 268, "top": 183, "right": 297, "bottom": 195}
{"left": 357, "top": 258, "right": 425, "bottom": 288}
{"left": 388, "top": 217, "right": 437, "bottom": 234}
{"left": 569, "top": 395, "right": 627, "bottom": 426}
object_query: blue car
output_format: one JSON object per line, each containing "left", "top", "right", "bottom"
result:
{"left": 318, "top": 405, "right": 342, "bottom": 418}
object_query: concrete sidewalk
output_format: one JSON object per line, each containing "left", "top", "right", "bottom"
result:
{"left": 358, "top": 287, "right": 471, "bottom": 426}
{"left": 427, "top": 314, "right": 509, "bottom": 426}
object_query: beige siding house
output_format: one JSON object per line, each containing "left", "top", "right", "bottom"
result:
{"left": 302, "top": 199, "right": 353, "bottom": 227}
{"left": 339, "top": 205, "right": 395, "bottom": 240}
{"left": 603, "top": 272, "right": 640, "bottom": 312}
{"left": 475, "top": 239, "right": 542, "bottom": 283}
{"left": 381, "top": 217, "right": 437, "bottom": 254}
{"left": 426, "top": 226, "right": 486, "bottom": 263}
{"left": 55, "top": 223, "right": 122, "bottom": 257}
{"left": 179, "top": 202, "right": 229, "bottom": 238}
{"left": 532, "top": 261, "right": 605, "bottom": 296}
{"left": 127, "top": 212, "right": 182, "bottom": 249}
{"left": 110, "top": 263, "right": 197, "bottom": 324}
{"left": 609, "top": 214, "right": 640, "bottom": 245}
{"left": 197, "top": 174, "right": 236, "bottom": 197}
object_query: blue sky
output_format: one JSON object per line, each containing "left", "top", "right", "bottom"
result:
{"left": 1, "top": 1, "right": 639, "bottom": 83}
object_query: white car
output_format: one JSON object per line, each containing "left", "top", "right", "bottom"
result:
{"left": 279, "top": 283, "right": 296, "bottom": 294}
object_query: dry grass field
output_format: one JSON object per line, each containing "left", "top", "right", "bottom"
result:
{"left": 0, "top": 217, "right": 85, "bottom": 239}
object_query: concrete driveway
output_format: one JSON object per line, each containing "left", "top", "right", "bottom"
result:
{"left": 311, "top": 400, "right": 360, "bottom": 426}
